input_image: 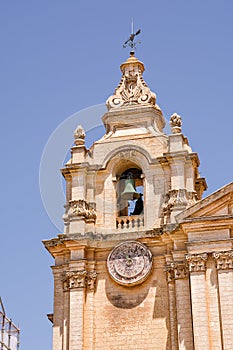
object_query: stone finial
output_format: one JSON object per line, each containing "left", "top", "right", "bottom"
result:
{"left": 170, "top": 113, "right": 182, "bottom": 134}
{"left": 74, "top": 125, "right": 85, "bottom": 146}
{"left": 106, "top": 52, "right": 157, "bottom": 110}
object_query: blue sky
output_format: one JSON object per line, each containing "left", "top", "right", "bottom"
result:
{"left": 0, "top": 1, "right": 233, "bottom": 349}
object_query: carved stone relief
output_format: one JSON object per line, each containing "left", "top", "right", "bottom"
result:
{"left": 117, "top": 150, "right": 137, "bottom": 159}
{"left": 106, "top": 54, "right": 157, "bottom": 109}
{"left": 162, "top": 189, "right": 197, "bottom": 217}
{"left": 186, "top": 253, "right": 208, "bottom": 272}
{"left": 64, "top": 270, "right": 97, "bottom": 291}
{"left": 212, "top": 251, "right": 233, "bottom": 270}
{"left": 165, "top": 261, "right": 188, "bottom": 283}
{"left": 107, "top": 241, "right": 152, "bottom": 286}
{"left": 64, "top": 200, "right": 97, "bottom": 224}
{"left": 86, "top": 271, "right": 98, "bottom": 291}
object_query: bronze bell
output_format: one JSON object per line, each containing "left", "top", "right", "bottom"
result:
{"left": 121, "top": 179, "right": 140, "bottom": 201}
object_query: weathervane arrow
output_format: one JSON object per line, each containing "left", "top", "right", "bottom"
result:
{"left": 123, "top": 20, "right": 141, "bottom": 51}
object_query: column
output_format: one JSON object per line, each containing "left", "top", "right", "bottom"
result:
{"left": 84, "top": 271, "right": 97, "bottom": 350}
{"left": 186, "top": 253, "right": 210, "bottom": 350}
{"left": 213, "top": 251, "right": 233, "bottom": 350}
{"left": 52, "top": 266, "right": 64, "bottom": 350}
{"left": 65, "top": 270, "right": 87, "bottom": 350}
{"left": 64, "top": 269, "right": 98, "bottom": 350}
{"left": 166, "top": 261, "right": 193, "bottom": 350}
{"left": 165, "top": 265, "right": 178, "bottom": 350}
{"left": 205, "top": 258, "right": 222, "bottom": 349}
{"left": 63, "top": 288, "right": 69, "bottom": 350}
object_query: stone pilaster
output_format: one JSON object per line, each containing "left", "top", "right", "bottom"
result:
{"left": 52, "top": 266, "right": 64, "bottom": 350}
{"left": 165, "top": 264, "right": 178, "bottom": 350}
{"left": 213, "top": 250, "right": 233, "bottom": 350}
{"left": 65, "top": 270, "right": 87, "bottom": 350}
{"left": 72, "top": 169, "right": 86, "bottom": 200}
{"left": 84, "top": 271, "right": 97, "bottom": 350}
{"left": 166, "top": 262, "right": 193, "bottom": 350}
{"left": 167, "top": 282, "right": 178, "bottom": 350}
{"left": 186, "top": 253, "right": 210, "bottom": 350}
{"left": 63, "top": 287, "right": 69, "bottom": 350}
{"left": 63, "top": 269, "right": 97, "bottom": 350}
{"left": 205, "top": 257, "right": 222, "bottom": 349}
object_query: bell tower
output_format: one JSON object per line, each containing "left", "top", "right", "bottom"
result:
{"left": 44, "top": 52, "right": 207, "bottom": 350}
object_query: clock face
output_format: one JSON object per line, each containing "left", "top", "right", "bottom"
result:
{"left": 107, "top": 241, "right": 153, "bottom": 286}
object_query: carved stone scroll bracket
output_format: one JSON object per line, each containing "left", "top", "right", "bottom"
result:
{"left": 106, "top": 54, "right": 157, "bottom": 110}
{"left": 162, "top": 190, "right": 198, "bottom": 221}
{"left": 186, "top": 253, "right": 208, "bottom": 272}
{"left": 63, "top": 270, "right": 97, "bottom": 292}
{"left": 64, "top": 200, "right": 97, "bottom": 223}
{"left": 86, "top": 271, "right": 98, "bottom": 292}
{"left": 212, "top": 251, "right": 233, "bottom": 270}
{"left": 165, "top": 261, "right": 188, "bottom": 283}
{"left": 165, "top": 265, "right": 174, "bottom": 283}
{"left": 186, "top": 191, "right": 198, "bottom": 207}
{"left": 169, "top": 189, "right": 188, "bottom": 207}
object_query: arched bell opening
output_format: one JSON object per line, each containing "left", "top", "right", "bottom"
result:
{"left": 116, "top": 167, "right": 144, "bottom": 229}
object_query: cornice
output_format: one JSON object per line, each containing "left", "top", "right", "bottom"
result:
{"left": 176, "top": 182, "right": 233, "bottom": 222}
{"left": 180, "top": 215, "right": 233, "bottom": 233}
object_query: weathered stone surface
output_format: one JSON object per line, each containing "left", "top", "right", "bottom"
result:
{"left": 44, "top": 53, "right": 233, "bottom": 350}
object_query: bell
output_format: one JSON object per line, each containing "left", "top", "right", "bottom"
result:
{"left": 121, "top": 179, "right": 140, "bottom": 200}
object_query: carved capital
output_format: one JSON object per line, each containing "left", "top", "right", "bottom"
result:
{"left": 64, "top": 270, "right": 87, "bottom": 290}
{"left": 165, "top": 261, "right": 188, "bottom": 283}
{"left": 86, "top": 271, "right": 98, "bottom": 291}
{"left": 67, "top": 200, "right": 97, "bottom": 222}
{"left": 186, "top": 253, "right": 208, "bottom": 272}
{"left": 212, "top": 251, "right": 233, "bottom": 270}
{"left": 63, "top": 270, "right": 97, "bottom": 291}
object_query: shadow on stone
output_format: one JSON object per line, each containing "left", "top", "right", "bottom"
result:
{"left": 105, "top": 277, "right": 150, "bottom": 309}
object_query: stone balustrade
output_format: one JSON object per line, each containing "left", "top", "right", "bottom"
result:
{"left": 116, "top": 215, "right": 144, "bottom": 229}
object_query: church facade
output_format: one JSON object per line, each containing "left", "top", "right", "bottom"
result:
{"left": 44, "top": 53, "right": 233, "bottom": 350}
